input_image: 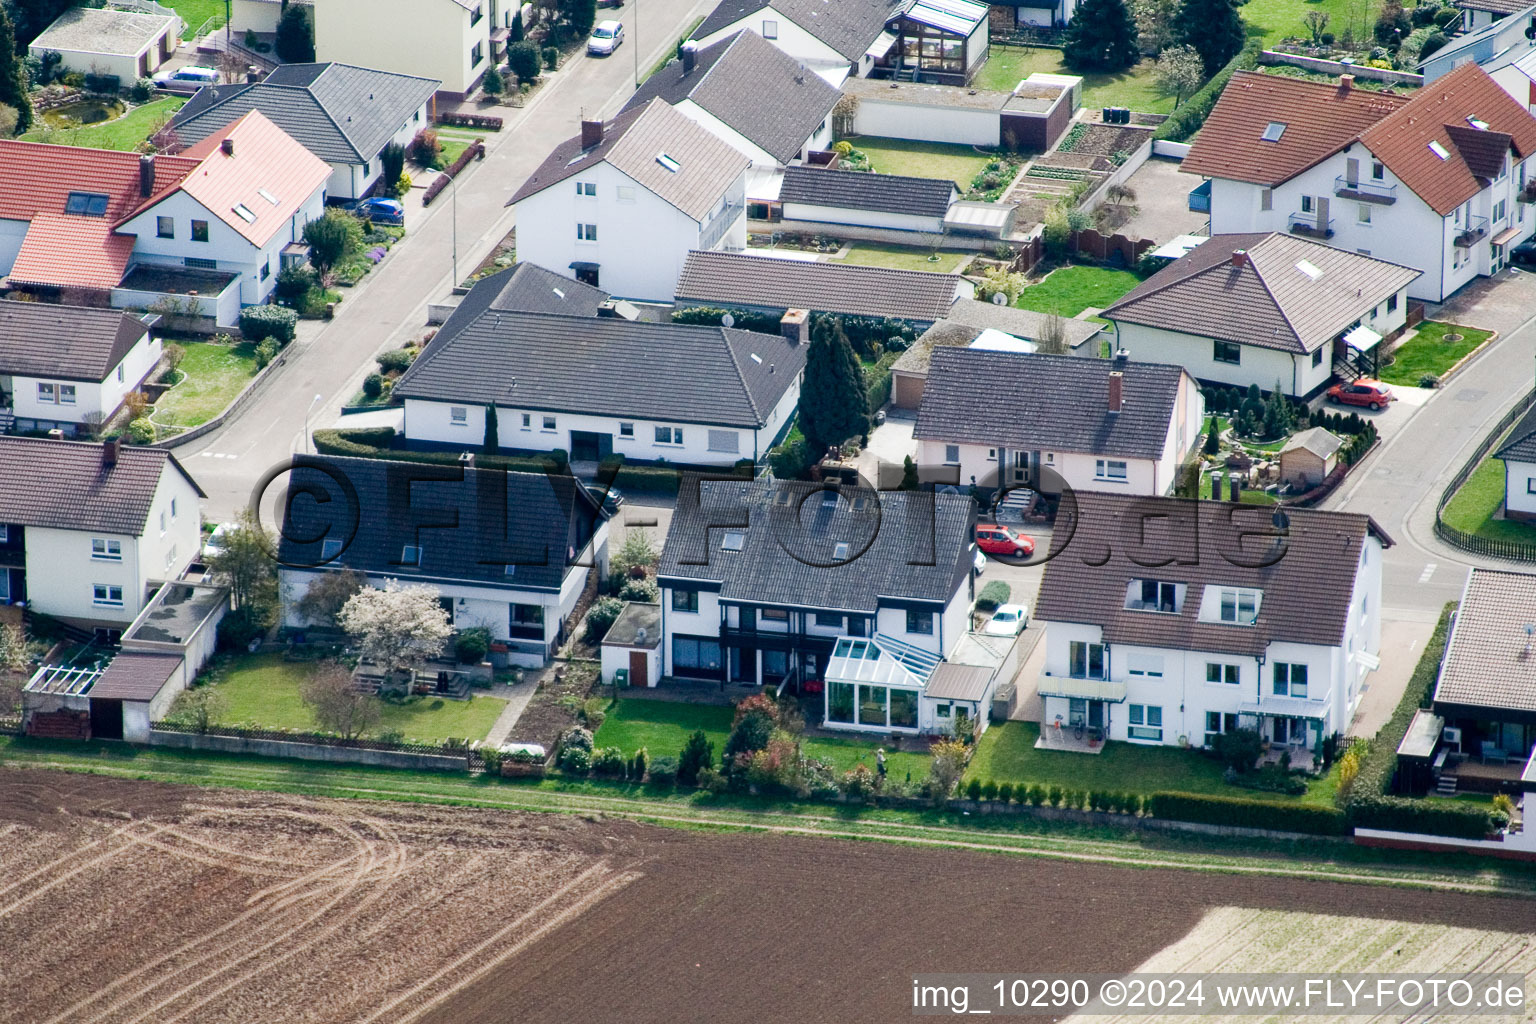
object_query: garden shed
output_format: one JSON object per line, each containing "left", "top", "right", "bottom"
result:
{"left": 1278, "top": 427, "right": 1343, "bottom": 490}
{"left": 601, "top": 602, "right": 662, "bottom": 688}
{"left": 28, "top": 7, "right": 179, "bottom": 85}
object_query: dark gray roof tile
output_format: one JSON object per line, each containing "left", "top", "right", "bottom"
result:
{"left": 430, "top": 262, "right": 609, "bottom": 349}
{"left": 675, "top": 249, "right": 964, "bottom": 322}
{"left": 693, "top": 0, "right": 909, "bottom": 61}
{"left": 0, "top": 303, "right": 149, "bottom": 381}
{"left": 0, "top": 437, "right": 202, "bottom": 535}
{"left": 780, "top": 164, "right": 955, "bottom": 217}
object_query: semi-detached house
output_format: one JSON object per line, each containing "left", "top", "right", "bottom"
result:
{"left": 1033, "top": 493, "right": 1390, "bottom": 762}
{"left": 1183, "top": 65, "right": 1536, "bottom": 302}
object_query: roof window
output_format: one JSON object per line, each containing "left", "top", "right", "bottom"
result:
{"left": 64, "top": 192, "right": 109, "bottom": 217}
{"left": 1261, "top": 122, "right": 1286, "bottom": 142}
{"left": 232, "top": 203, "right": 257, "bottom": 223}
{"left": 1467, "top": 116, "right": 1490, "bottom": 130}
{"left": 257, "top": 188, "right": 279, "bottom": 205}
{"left": 656, "top": 152, "right": 681, "bottom": 172}
{"left": 721, "top": 531, "right": 745, "bottom": 551}
{"left": 1295, "top": 259, "right": 1323, "bottom": 281}
{"left": 833, "top": 542, "right": 851, "bottom": 560}
{"left": 1429, "top": 140, "right": 1450, "bottom": 159}
{"left": 400, "top": 544, "right": 422, "bottom": 566}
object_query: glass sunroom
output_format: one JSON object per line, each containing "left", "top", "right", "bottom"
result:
{"left": 823, "top": 635, "right": 940, "bottom": 734}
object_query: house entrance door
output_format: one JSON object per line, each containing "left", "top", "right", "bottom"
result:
{"left": 1011, "top": 450, "right": 1030, "bottom": 485}
{"left": 629, "top": 650, "right": 649, "bottom": 688}
{"left": 1087, "top": 701, "right": 1104, "bottom": 732}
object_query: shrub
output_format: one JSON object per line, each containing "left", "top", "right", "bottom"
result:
{"left": 126, "top": 417, "right": 156, "bottom": 445}
{"left": 561, "top": 726, "right": 594, "bottom": 752}
{"left": 975, "top": 580, "right": 1011, "bottom": 612}
{"left": 1062, "top": 788, "right": 1083, "bottom": 810}
{"left": 410, "top": 128, "right": 442, "bottom": 167}
{"left": 254, "top": 338, "right": 280, "bottom": 369}
{"left": 454, "top": 626, "right": 491, "bottom": 664}
{"left": 558, "top": 746, "right": 592, "bottom": 773}
{"left": 130, "top": 77, "right": 153, "bottom": 102}
{"left": 481, "top": 64, "right": 505, "bottom": 98}
{"left": 216, "top": 604, "right": 267, "bottom": 650}
{"left": 629, "top": 747, "right": 648, "bottom": 781}
{"left": 1146, "top": 792, "right": 1348, "bottom": 834}
{"left": 618, "top": 577, "right": 659, "bottom": 602}
{"left": 507, "top": 41, "right": 541, "bottom": 82}
{"left": 583, "top": 596, "right": 624, "bottom": 641}
{"left": 591, "top": 746, "right": 627, "bottom": 777}
{"left": 542, "top": 46, "right": 560, "bottom": 70}
{"left": 362, "top": 373, "right": 385, "bottom": 399}
{"left": 965, "top": 777, "right": 983, "bottom": 801}
{"left": 275, "top": 264, "right": 317, "bottom": 303}
{"left": 376, "top": 348, "right": 416, "bottom": 374}
{"left": 1047, "top": 784, "right": 1064, "bottom": 807}
{"left": 980, "top": 779, "right": 999, "bottom": 801}
{"left": 239, "top": 305, "right": 298, "bottom": 344}
{"left": 996, "top": 781, "right": 1015, "bottom": 804}
{"left": 1026, "top": 783, "right": 1047, "bottom": 806}
{"left": 648, "top": 755, "right": 679, "bottom": 787}
{"left": 841, "top": 763, "right": 877, "bottom": 800}
{"left": 697, "top": 767, "right": 728, "bottom": 794}
{"left": 1213, "top": 728, "right": 1263, "bottom": 772}
{"left": 678, "top": 729, "right": 714, "bottom": 785}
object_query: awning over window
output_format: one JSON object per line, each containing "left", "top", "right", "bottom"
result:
{"left": 1343, "top": 324, "right": 1382, "bottom": 352}
{"left": 1356, "top": 650, "right": 1381, "bottom": 671}
{"left": 1237, "top": 697, "right": 1329, "bottom": 720}
{"left": 1493, "top": 226, "right": 1522, "bottom": 247}
{"left": 569, "top": 261, "right": 600, "bottom": 271}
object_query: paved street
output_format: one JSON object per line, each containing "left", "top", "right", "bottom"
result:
{"left": 182, "top": 0, "right": 716, "bottom": 521}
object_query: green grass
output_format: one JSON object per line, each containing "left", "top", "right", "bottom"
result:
{"left": 1014, "top": 265, "right": 1140, "bottom": 317}
{"left": 20, "top": 96, "right": 185, "bottom": 150}
{"left": 435, "top": 135, "right": 471, "bottom": 169}
{"left": 592, "top": 697, "right": 932, "bottom": 779}
{"left": 1242, "top": 0, "right": 1381, "bottom": 47}
{"left": 209, "top": 652, "right": 507, "bottom": 744}
{"left": 166, "top": 0, "right": 226, "bottom": 38}
{"left": 829, "top": 242, "right": 969, "bottom": 273}
{"left": 1440, "top": 456, "right": 1536, "bottom": 544}
{"left": 1378, "top": 321, "right": 1495, "bottom": 386}
{"left": 843, "top": 136, "right": 995, "bottom": 188}
{"left": 976, "top": 46, "right": 1177, "bottom": 113}
{"left": 967, "top": 722, "right": 1336, "bottom": 804}
{"left": 151, "top": 339, "right": 260, "bottom": 429}
{"left": 643, "top": 16, "right": 706, "bottom": 81}
{"left": 1197, "top": 473, "right": 1281, "bottom": 503}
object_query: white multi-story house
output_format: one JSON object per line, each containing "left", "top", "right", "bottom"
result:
{"left": 170, "top": 63, "right": 440, "bottom": 201}
{"left": 1101, "top": 233, "right": 1421, "bottom": 397}
{"left": 1183, "top": 65, "right": 1536, "bottom": 302}
{"left": 314, "top": 0, "right": 500, "bottom": 102}
{"left": 394, "top": 298, "right": 806, "bottom": 467}
{"left": 622, "top": 31, "right": 839, "bottom": 205}
{"left": 508, "top": 100, "right": 750, "bottom": 300}
{"left": 0, "top": 437, "right": 204, "bottom": 629}
{"left": 277, "top": 455, "right": 609, "bottom": 667}
{"left": 1033, "top": 493, "right": 1390, "bottom": 762}
{"left": 0, "top": 304, "right": 164, "bottom": 436}
{"left": 656, "top": 475, "right": 997, "bottom": 734}
{"left": 913, "top": 348, "right": 1204, "bottom": 496}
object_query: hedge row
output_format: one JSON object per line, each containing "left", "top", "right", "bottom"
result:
{"left": 312, "top": 428, "right": 568, "bottom": 476}
{"left": 1153, "top": 41, "right": 1263, "bottom": 143}
{"left": 423, "top": 138, "right": 486, "bottom": 206}
{"left": 597, "top": 455, "right": 755, "bottom": 495}
{"left": 436, "top": 111, "right": 503, "bottom": 130}
{"left": 1146, "top": 792, "right": 1349, "bottom": 836}
{"left": 1349, "top": 793, "right": 1498, "bottom": 840}
{"left": 671, "top": 305, "right": 782, "bottom": 334}
{"left": 239, "top": 305, "right": 298, "bottom": 343}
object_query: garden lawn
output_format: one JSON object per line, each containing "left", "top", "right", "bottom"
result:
{"left": 210, "top": 652, "right": 507, "bottom": 743}
{"left": 829, "top": 242, "right": 969, "bottom": 273}
{"left": 976, "top": 47, "right": 1177, "bottom": 113}
{"left": 165, "top": 0, "right": 226, "bottom": 38}
{"left": 1241, "top": 0, "right": 1381, "bottom": 47}
{"left": 151, "top": 339, "right": 260, "bottom": 429}
{"left": 966, "top": 722, "right": 1337, "bottom": 804}
{"left": 1440, "top": 456, "right": 1536, "bottom": 544}
{"left": 1015, "top": 265, "right": 1140, "bottom": 317}
{"left": 1378, "top": 321, "right": 1494, "bottom": 386}
{"left": 21, "top": 96, "right": 185, "bottom": 150}
{"left": 843, "top": 136, "right": 995, "bottom": 188}
{"left": 435, "top": 134, "right": 472, "bottom": 169}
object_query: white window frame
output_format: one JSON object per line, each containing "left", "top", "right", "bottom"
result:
{"left": 91, "top": 538, "right": 122, "bottom": 561}
{"left": 575, "top": 181, "right": 597, "bottom": 197}
{"left": 542, "top": 415, "right": 557, "bottom": 431}
{"left": 1206, "top": 662, "right": 1240, "bottom": 685}
{"left": 450, "top": 406, "right": 468, "bottom": 425}
{"left": 1095, "top": 459, "right": 1128, "bottom": 482}
{"left": 37, "top": 383, "right": 55, "bottom": 404}
{"left": 1218, "top": 587, "right": 1261, "bottom": 624}
{"left": 762, "top": 18, "right": 777, "bottom": 37}
{"left": 576, "top": 223, "right": 598, "bottom": 241}
{"left": 944, "top": 444, "right": 960, "bottom": 464}
{"left": 92, "top": 584, "right": 124, "bottom": 606}
{"left": 619, "top": 422, "right": 634, "bottom": 438}
{"left": 1127, "top": 703, "right": 1163, "bottom": 742}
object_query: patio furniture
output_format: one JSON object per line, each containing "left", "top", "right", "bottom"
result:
{"left": 1480, "top": 741, "right": 1509, "bottom": 765}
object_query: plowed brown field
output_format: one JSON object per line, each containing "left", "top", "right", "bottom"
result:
{"left": 5, "top": 770, "right": 1534, "bottom": 1024}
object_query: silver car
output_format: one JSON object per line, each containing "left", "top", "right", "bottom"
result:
{"left": 588, "top": 20, "right": 624, "bottom": 55}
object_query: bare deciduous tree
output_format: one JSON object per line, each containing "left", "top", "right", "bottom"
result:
{"left": 300, "top": 661, "right": 380, "bottom": 740}
{"left": 167, "top": 685, "right": 228, "bottom": 732}
{"left": 1036, "top": 313, "right": 1070, "bottom": 355}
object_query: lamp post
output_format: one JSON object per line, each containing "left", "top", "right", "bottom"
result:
{"left": 633, "top": 0, "right": 640, "bottom": 87}
{"left": 451, "top": 171, "right": 459, "bottom": 286}
{"left": 304, "top": 393, "right": 323, "bottom": 454}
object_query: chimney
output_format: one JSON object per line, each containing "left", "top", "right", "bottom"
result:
{"left": 102, "top": 437, "right": 120, "bottom": 469}
{"left": 1107, "top": 370, "right": 1124, "bottom": 414}
{"left": 1338, "top": 73, "right": 1354, "bottom": 93}
{"left": 780, "top": 308, "right": 810, "bottom": 344}
{"left": 246, "top": 69, "right": 259, "bottom": 84}
{"left": 580, "top": 118, "right": 603, "bottom": 149}
{"left": 139, "top": 154, "right": 156, "bottom": 197}
{"left": 220, "top": 137, "right": 234, "bottom": 157}
{"left": 1231, "top": 249, "right": 1248, "bottom": 268}
{"left": 681, "top": 40, "right": 697, "bottom": 75}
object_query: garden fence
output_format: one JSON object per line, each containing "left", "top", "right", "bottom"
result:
{"left": 151, "top": 719, "right": 468, "bottom": 758}
{"left": 1432, "top": 388, "right": 1536, "bottom": 562}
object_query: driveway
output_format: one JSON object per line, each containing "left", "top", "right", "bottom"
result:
{"left": 1102, "top": 157, "right": 1209, "bottom": 243}
{"left": 1427, "top": 264, "right": 1536, "bottom": 337}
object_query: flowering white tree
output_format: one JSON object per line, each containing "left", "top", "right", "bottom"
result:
{"left": 336, "top": 580, "right": 453, "bottom": 681}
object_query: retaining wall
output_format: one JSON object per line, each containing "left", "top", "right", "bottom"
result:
{"left": 146, "top": 728, "right": 469, "bottom": 771}
{"left": 1258, "top": 51, "right": 1424, "bottom": 86}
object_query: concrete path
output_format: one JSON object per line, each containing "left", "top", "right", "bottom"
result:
{"left": 481, "top": 675, "right": 541, "bottom": 748}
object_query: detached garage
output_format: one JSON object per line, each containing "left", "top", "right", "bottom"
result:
{"left": 602, "top": 602, "right": 662, "bottom": 688}
{"left": 28, "top": 7, "right": 179, "bottom": 85}
{"left": 779, "top": 165, "right": 956, "bottom": 234}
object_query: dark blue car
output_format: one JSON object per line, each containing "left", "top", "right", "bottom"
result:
{"left": 343, "top": 197, "right": 405, "bottom": 225}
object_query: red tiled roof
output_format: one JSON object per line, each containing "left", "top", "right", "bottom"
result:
{"left": 1359, "top": 63, "right": 1536, "bottom": 216}
{"left": 0, "top": 140, "right": 198, "bottom": 223}
{"left": 174, "top": 110, "right": 331, "bottom": 246}
{"left": 1182, "top": 72, "right": 1408, "bottom": 187}
{"left": 7, "top": 214, "right": 135, "bottom": 290}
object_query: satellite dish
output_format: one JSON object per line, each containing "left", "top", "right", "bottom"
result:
{"left": 721, "top": 312, "right": 735, "bottom": 328}
{"left": 991, "top": 291, "right": 1008, "bottom": 305}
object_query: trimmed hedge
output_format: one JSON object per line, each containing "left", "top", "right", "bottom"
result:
{"left": 975, "top": 580, "right": 1011, "bottom": 611}
{"left": 423, "top": 138, "right": 486, "bottom": 206}
{"left": 671, "top": 305, "right": 782, "bottom": 334}
{"left": 312, "top": 427, "right": 568, "bottom": 475}
{"left": 597, "top": 456, "right": 756, "bottom": 495}
{"left": 1349, "top": 793, "right": 1498, "bottom": 840}
{"left": 1146, "top": 792, "right": 1349, "bottom": 835}
{"left": 863, "top": 350, "right": 899, "bottom": 412}
{"left": 436, "top": 111, "right": 503, "bottom": 130}
{"left": 239, "top": 305, "right": 299, "bottom": 344}
{"left": 1153, "top": 41, "right": 1262, "bottom": 143}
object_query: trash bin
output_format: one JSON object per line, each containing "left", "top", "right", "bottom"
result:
{"left": 613, "top": 668, "right": 629, "bottom": 689}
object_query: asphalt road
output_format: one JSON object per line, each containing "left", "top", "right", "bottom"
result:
{"left": 182, "top": 0, "right": 715, "bottom": 521}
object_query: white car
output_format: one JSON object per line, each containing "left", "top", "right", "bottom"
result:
{"left": 984, "top": 603, "right": 1029, "bottom": 637}
{"left": 202, "top": 522, "right": 238, "bottom": 559}
{"left": 153, "top": 65, "right": 219, "bottom": 93}
{"left": 588, "top": 20, "right": 624, "bottom": 55}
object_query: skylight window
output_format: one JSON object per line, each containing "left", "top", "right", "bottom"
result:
{"left": 232, "top": 203, "right": 256, "bottom": 223}
{"left": 552, "top": 287, "right": 565, "bottom": 299}
{"left": 257, "top": 188, "right": 279, "bottom": 205}
{"left": 833, "top": 542, "right": 850, "bottom": 560}
{"left": 1429, "top": 140, "right": 1450, "bottom": 159}
{"left": 721, "top": 531, "right": 745, "bottom": 551}
{"left": 1261, "top": 122, "right": 1286, "bottom": 142}
{"left": 750, "top": 353, "right": 763, "bottom": 364}
{"left": 656, "top": 152, "right": 681, "bottom": 172}
{"left": 400, "top": 544, "right": 421, "bottom": 566}
{"left": 64, "top": 192, "right": 109, "bottom": 217}
{"left": 1467, "top": 116, "right": 1489, "bottom": 130}
{"left": 1295, "top": 259, "right": 1323, "bottom": 281}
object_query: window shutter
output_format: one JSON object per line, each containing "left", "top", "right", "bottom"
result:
{"left": 707, "top": 429, "right": 739, "bottom": 453}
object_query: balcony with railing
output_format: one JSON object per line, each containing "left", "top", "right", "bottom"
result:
{"left": 1288, "top": 211, "right": 1334, "bottom": 239}
{"left": 1334, "top": 176, "right": 1397, "bottom": 205}
{"left": 1454, "top": 215, "right": 1490, "bottom": 248}
{"left": 699, "top": 201, "right": 745, "bottom": 251}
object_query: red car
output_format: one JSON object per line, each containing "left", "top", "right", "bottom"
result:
{"left": 976, "top": 523, "right": 1034, "bottom": 558}
{"left": 1327, "top": 378, "right": 1395, "bottom": 410}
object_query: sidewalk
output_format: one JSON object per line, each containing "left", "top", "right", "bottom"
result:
{"left": 481, "top": 675, "right": 540, "bottom": 748}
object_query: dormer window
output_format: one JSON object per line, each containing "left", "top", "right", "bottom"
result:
{"left": 1125, "top": 579, "right": 1183, "bottom": 614}
{"left": 1210, "top": 586, "right": 1261, "bottom": 624}
{"left": 1261, "top": 122, "right": 1285, "bottom": 142}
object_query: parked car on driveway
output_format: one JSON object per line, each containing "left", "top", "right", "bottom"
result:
{"left": 983, "top": 603, "right": 1029, "bottom": 637}
{"left": 975, "top": 523, "right": 1034, "bottom": 558}
{"left": 588, "top": 20, "right": 624, "bottom": 55}
{"left": 153, "top": 66, "right": 219, "bottom": 93}
{"left": 1327, "top": 378, "right": 1395, "bottom": 410}
{"left": 1511, "top": 241, "right": 1536, "bottom": 268}
{"left": 203, "top": 522, "right": 239, "bottom": 559}
{"left": 341, "top": 197, "right": 404, "bottom": 224}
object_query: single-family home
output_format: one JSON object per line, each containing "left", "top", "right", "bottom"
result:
{"left": 1278, "top": 427, "right": 1344, "bottom": 491}
{"left": 314, "top": 0, "right": 500, "bottom": 102}
{"left": 890, "top": 298, "right": 1103, "bottom": 408}
{"left": 1455, "top": 0, "right": 1530, "bottom": 32}
{"left": 1420, "top": 3, "right": 1536, "bottom": 82}
{"left": 1183, "top": 65, "right": 1536, "bottom": 302}
{"left": 914, "top": 349, "right": 1204, "bottom": 495}
{"left": 28, "top": 6, "right": 179, "bottom": 86}
{"left": 774, "top": 164, "right": 957, "bottom": 233}
{"left": 1033, "top": 492, "right": 1391, "bottom": 760}
{"left": 508, "top": 101, "right": 750, "bottom": 300}
{"left": 0, "top": 110, "right": 330, "bottom": 323}
{"left": 1100, "top": 232, "right": 1421, "bottom": 397}
{"left": 169, "top": 62, "right": 440, "bottom": 200}
{"left": 0, "top": 437, "right": 204, "bottom": 629}
{"left": 0, "top": 303, "right": 163, "bottom": 436}
{"left": 690, "top": 0, "right": 989, "bottom": 87}
{"left": 623, "top": 30, "right": 840, "bottom": 204}
{"left": 1492, "top": 402, "right": 1536, "bottom": 520}
{"left": 673, "top": 249, "right": 972, "bottom": 327}
{"left": 429, "top": 260, "right": 618, "bottom": 347}
{"left": 657, "top": 474, "right": 993, "bottom": 734}
{"left": 277, "top": 454, "right": 609, "bottom": 667}
{"left": 1489, "top": 45, "right": 1536, "bottom": 115}
{"left": 393, "top": 309, "right": 806, "bottom": 466}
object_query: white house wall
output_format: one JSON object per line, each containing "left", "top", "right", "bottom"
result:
{"left": 851, "top": 98, "right": 1000, "bottom": 147}
{"left": 780, "top": 200, "right": 946, "bottom": 233}
{"left": 693, "top": 9, "right": 851, "bottom": 75}
{"left": 1505, "top": 458, "right": 1536, "bottom": 516}
{"left": 32, "top": 41, "right": 168, "bottom": 83}
{"left": 231, "top": 0, "right": 285, "bottom": 33}
{"left": 1112, "top": 322, "right": 1327, "bottom": 396}
{"left": 919, "top": 439, "right": 1160, "bottom": 494}
{"left": 660, "top": 586, "right": 722, "bottom": 675}
{"left": 10, "top": 331, "right": 162, "bottom": 429}
{"left": 315, "top": 0, "right": 487, "bottom": 96}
